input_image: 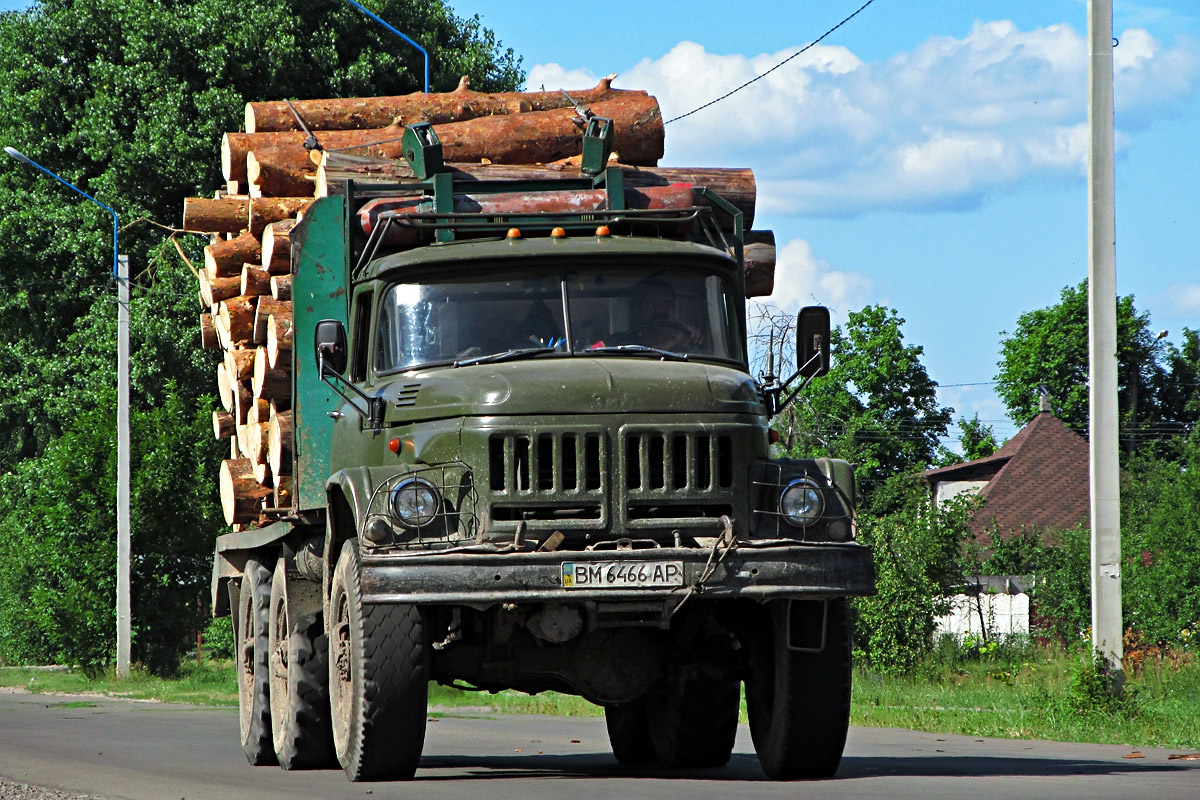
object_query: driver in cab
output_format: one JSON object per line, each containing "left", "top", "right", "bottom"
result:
{"left": 608, "top": 278, "right": 701, "bottom": 351}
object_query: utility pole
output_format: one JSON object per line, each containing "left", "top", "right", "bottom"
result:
{"left": 1087, "top": 0, "right": 1123, "bottom": 681}
{"left": 117, "top": 254, "right": 131, "bottom": 678}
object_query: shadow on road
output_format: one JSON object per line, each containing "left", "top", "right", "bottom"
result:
{"left": 414, "top": 750, "right": 1195, "bottom": 782}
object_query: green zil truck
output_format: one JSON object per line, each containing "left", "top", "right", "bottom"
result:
{"left": 211, "top": 124, "right": 876, "bottom": 781}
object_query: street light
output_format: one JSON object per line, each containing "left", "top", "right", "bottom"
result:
{"left": 343, "top": 0, "right": 430, "bottom": 93}
{"left": 4, "top": 146, "right": 131, "bottom": 679}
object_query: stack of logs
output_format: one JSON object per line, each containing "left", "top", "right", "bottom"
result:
{"left": 182, "top": 76, "right": 771, "bottom": 530}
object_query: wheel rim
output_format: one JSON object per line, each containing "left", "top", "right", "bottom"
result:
{"left": 330, "top": 588, "right": 352, "bottom": 756}
{"left": 237, "top": 586, "right": 254, "bottom": 740}
{"left": 269, "top": 589, "right": 289, "bottom": 744}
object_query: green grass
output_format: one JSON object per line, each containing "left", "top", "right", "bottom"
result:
{"left": 851, "top": 648, "right": 1200, "bottom": 750}
{"left": 5, "top": 648, "right": 1198, "bottom": 751}
{"left": 0, "top": 659, "right": 239, "bottom": 707}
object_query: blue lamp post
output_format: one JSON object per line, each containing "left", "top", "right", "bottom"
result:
{"left": 3, "top": 146, "right": 131, "bottom": 679}
{"left": 344, "top": 0, "right": 430, "bottom": 93}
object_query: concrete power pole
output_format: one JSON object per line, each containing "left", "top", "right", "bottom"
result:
{"left": 1087, "top": 0, "right": 1123, "bottom": 679}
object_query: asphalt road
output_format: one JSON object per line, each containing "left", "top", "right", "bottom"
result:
{"left": 1, "top": 691, "right": 1198, "bottom": 800}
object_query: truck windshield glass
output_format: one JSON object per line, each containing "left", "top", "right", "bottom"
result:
{"left": 374, "top": 267, "right": 741, "bottom": 372}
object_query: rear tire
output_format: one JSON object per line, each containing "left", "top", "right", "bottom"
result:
{"left": 236, "top": 554, "right": 277, "bottom": 766}
{"left": 646, "top": 675, "right": 740, "bottom": 768}
{"left": 604, "top": 698, "right": 657, "bottom": 766}
{"left": 269, "top": 557, "right": 337, "bottom": 769}
{"left": 329, "top": 540, "right": 428, "bottom": 781}
{"left": 746, "top": 599, "right": 852, "bottom": 780}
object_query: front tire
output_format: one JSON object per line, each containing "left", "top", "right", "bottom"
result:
{"left": 746, "top": 599, "right": 852, "bottom": 780}
{"left": 236, "top": 554, "right": 276, "bottom": 766}
{"left": 646, "top": 676, "right": 740, "bottom": 768}
{"left": 269, "top": 557, "right": 336, "bottom": 769}
{"left": 329, "top": 540, "right": 429, "bottom": 781}
{"left": 604, "top": 698, "right": 657, "bottom": 766}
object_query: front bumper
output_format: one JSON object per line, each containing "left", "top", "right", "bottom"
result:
{"left": 360, "top": 540, "right": 876, "bottom": 606}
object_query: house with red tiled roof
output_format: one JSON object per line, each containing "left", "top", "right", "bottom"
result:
{"left": 919, "top": 398, "right": 1091, "bottom": 541}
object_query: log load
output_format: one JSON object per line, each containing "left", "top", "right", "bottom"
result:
{"left": 205, "top": 230, "right": 261, "bottom": 279}
{"left": 246, "top": 146, "right": 317, "bottom": 198}
{"left": 249, "top": 197, "right": 312, "bottom": 235}
{"left": 261, "top": 220, "right": 295, "bottom": 273}
{"left": 223, "top": 94, "right": 663, "bottom": 182}
{"left": 744, "top": 231, "right": 776, "bottom": 298}
{"left": 245, "top": 75, "right": 633, "bottom": 133}
{"left": 220, "top": 458, "right": 271, "bottom": 525}
{"left": 183, "top": 196, "right": 250, "bottom": 234}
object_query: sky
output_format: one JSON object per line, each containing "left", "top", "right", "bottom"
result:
{"left": 2, "top": 0, "right": 1197, "bottom": 447}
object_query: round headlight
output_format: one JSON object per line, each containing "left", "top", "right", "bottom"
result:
{"left": 779, "top": 478, "right": 823, "bottom": 527}
{"left": 390, "top": 478, "right": 440, "bottom": 528}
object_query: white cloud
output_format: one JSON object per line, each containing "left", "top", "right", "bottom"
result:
{"left": 1165, "top": 283, "right": 1200, "bottom": 314}
{"left": 754, "top": 238, "right": 873, "bottom": 322}
{"left": 526, "top": 21, "right": 1199, "bottom": 217}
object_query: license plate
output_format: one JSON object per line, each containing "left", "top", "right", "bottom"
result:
{"left": 561, "top": 561, "right": 684, "bottom": 589}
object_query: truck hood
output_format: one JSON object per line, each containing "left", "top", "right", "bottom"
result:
{"left": 376, "top": 358, "right": 764, "bottom": 422}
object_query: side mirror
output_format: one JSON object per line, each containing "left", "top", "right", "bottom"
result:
{"left": 796, "top": 306, "right": 830, "bottom": 378}
{"left": 315, "top": 319, "right": 348, "bottom": 377}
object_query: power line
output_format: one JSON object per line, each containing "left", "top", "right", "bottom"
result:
{"left": 665, "top": 0, "right": 878, "bottom": 125}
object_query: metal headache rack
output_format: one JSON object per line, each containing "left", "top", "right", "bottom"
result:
{"left": 346, "top": 120, "right": 745, "bottom": 279}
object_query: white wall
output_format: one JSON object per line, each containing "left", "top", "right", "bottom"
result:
{"left": 935, "top": 591, "right": 1030, "bottom": 641}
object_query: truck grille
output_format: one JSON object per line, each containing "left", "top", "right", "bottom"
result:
{"left": 620, "top": 426, "right": 737, "bottom": 527}
{"left": 489, "top": 431, "right": 606, "bottom": 505}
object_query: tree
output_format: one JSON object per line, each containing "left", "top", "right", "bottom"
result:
{"left": 995, "top": 281, "right": 1194, "bottom": 447}
{"left": 0, "top": 0, "right": 523, "bottom": 672}
{"left": 783, "top": 305, "right": 954, "bottom": 506}
{"left": 957, "top": 414, "right": 999, "bottom": 461}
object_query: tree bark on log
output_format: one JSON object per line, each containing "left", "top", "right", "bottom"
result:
{"left": 261, "top": 219, "right": 295, "bottom": 272}
{"left": 212, "top": 410, "right": 235, "bottom": 440}
{"left": 268, "top": 409, "right": 293, "bottom": 479}
{"left": 183, "top": 196, "right": 250, "bottom": 233}
{"left": 315, "top": 154, "right": 756, "bottom": 229}
{"left": 245, "top": 74, "right": 633, "bottom": 132}
{"left": 232, "top": 379, "right": 254, "bottom": 426}
{"left": 204, "top": 231, "right": 262, "bottom": 279}
{"left": 198, "top": 272, "right": 241, "bottom": 307}
{"left": 241, "top": 264, "right": 272, "bottom": 297}
{"left": 247, "top": 146, "right": 317, "bottom": 198}
{"left": 254, "top": 297, "right": 291, "bottom": 346}
{"left": 249, "top": 197, "right": 312, "bottom": 235}
{"left": 270, "top": 274, "right": 293, "bottom": 301}
{"left": 267, "top": 313, "right": 293, "bottom": 370}
{"left": 273, "top": 475, "right": 293, "bottom": 507}
{"left": 218, "top": 297, "right": 257, "bottom": 346}
{"left": 744, "top": 230, "right": 776, "bottom": 298}
{"left": 221, "top": 458, "right": 271, "bottom": 526}
{"left": 223, "top": 347, "right": 255, "bottom": 382}
{"left": 199, "top": 312, "right": 218, "bottom": 349}
{"left": 253, "top": 347, "right": 291, "bottom": 403}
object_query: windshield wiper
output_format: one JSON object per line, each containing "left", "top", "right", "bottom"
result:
{"left": 583, "top": 345, "right": 689, "bottom": 362}
{"left": 453, "top": 347, "right": 556, "bottom": 368}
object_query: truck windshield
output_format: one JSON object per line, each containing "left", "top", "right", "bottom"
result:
{"left": 375, "top": 267, "right": 742, "bottom": 372}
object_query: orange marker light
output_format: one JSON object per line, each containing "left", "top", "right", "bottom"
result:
{"left": 388, "top": 438, "right": 401, "bottom": 454}
{"left": 550, "top": 227, "right": 567, "bottom": 238}
{"left": 769, "top": 429, "right": 781, "bottom": 445}
{"left": 595, "top": 225, "right": 611, "bottom": 237}
{"left": 506, "top": 228, "right": 522, "bottom": 239}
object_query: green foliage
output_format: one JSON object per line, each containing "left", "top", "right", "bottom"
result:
{"left": 1120, "top": 430, "right": 1200, "bottom": 648}
{"left": 956, "top": 414, "right": 999, "bottom": 461}
{"left": 785, "top": 305, "right": 954, "bottom": 508}
{"left": 0, "top": 0, "right": 523, "bottom": 673}
{"left": 995, "top": 281, "right": 1195, "bottom": 442}
{"left": 852, "top": 482, "right": 974, "bottom": 674}
{"left": 1066, "top": 651, "right": 1138, "bottom": 716}
{"left": 202, "top": 616, "right": 235, "bottom": 660}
